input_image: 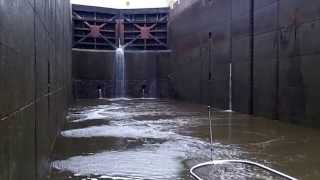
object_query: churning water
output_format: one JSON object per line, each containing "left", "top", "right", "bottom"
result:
{"left": 50, "top": 99, "right": 320, "bottom": 180}
{"left": 114, "top": 47, "right": 126, "bottom": 97}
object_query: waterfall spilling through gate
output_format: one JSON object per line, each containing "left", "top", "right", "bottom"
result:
{"left": 114, "top": 47, "right": 126, "bottom": 97}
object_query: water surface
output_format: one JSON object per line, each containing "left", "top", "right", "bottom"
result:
{"left": 50, "top": 99, "right": 320, "bottom": 180}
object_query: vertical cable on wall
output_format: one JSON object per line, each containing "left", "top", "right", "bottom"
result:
{"left": 230, "top": 0, "right": 233, "bottom": 111}
{"left": 208, "top": 32, "right": 213, "bottom": 106}
{"left": 33, "top": 0, "right": 38, "bottom": 179}
{"left": 275, "top": 0, "right": 280, "bottom": 120}
{"left": 208, "top": 32, "right": 212, "bottom": 81}
{"left": 249, "top": 0, "right": 254, "bottom": 115}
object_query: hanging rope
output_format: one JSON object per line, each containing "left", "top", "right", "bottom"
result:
{"left": 191, "top": 106, "right": 298, "bottom": 180}
{"left": 208, "top": 106, "right": 214, "bottom": 160}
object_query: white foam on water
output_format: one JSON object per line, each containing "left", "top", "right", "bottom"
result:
{"left": 108, "top": 97, "right": 132, "bottom": 101}
{"left": 222, "top": 110, "right": 234, "bottom": 113}
{"left": 61, "top": 125, "right": 175, "bottom": 139}
{"left": 99, "top": 175, "right": 133, "bottom": 179}
{"left": 55, "top": 99, "right": 249, "bottom": 179}
{"left": 52, "top": 147, "right": 184, "bottom": 180}
{"left": 71, "top": 105, "right": 122, "bottom": 123}
{"left": 52, "top": 135, "right": 242, "bottom": 180}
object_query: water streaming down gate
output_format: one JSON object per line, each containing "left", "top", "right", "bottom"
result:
{"left": 114, "top": 46, "right": 126, "bottom": 97}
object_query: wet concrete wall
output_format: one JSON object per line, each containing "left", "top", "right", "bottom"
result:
{"left": 73, "top": 49, "right": 171, "bottom": 98}
{"left": 0, "top": 0, "right": 72, "bottom": 179}
{"left": 169, "top": 0, "right": 320, "bottom": 126}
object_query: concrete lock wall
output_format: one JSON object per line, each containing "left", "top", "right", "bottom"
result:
{"left": 0, "top": 0, "right": 72, "bottom": 180}
{"left": 72, "top": 50, "right": 171, "bottom": 98}
{"left": 169, "top": 0, "right": 320, "bottom": 126}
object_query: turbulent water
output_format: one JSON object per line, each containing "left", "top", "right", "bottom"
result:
{"left": 114, "top": 47, "right": 126, "bottom": 97}
{"left": 50, "top": 99, "right": 320, "bottom": 180}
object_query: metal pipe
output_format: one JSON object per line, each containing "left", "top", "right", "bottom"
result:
{"left": 190, "top": 160, "right": 298, "bottom": 180}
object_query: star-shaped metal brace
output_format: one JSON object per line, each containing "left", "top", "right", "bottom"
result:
{"left": 134, "top": 24, "right": 156, "bottom": 39}
{"left": 122, "top": 15, "right": 168, "bottom": 49}
{"left": 73, "top": 12, "right": 116, "bottom": 49}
